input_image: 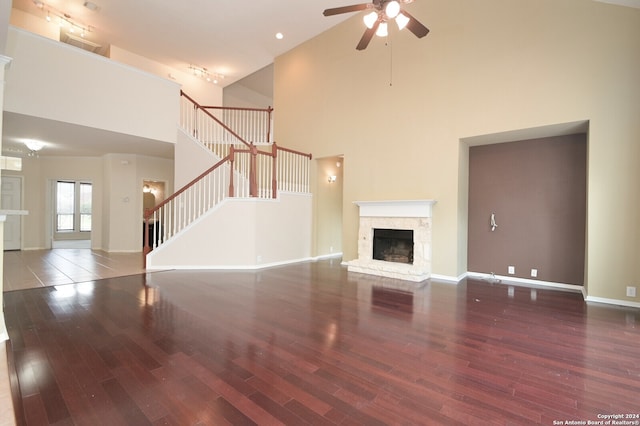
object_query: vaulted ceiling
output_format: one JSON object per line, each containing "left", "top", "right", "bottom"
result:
{"left": 9, "top": 0, "right": 356, "bottom": 87}
{"left": 4, "top": 0, "right": 640, "bottom": 158}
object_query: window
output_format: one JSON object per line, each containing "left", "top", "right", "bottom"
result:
{"left": 56, "top": 181, "right": 92, "bottom": 232}
{"left": 79, "top": 182, "right": 92, "bottom": 231}
{"left": 0, "top": 156, "right": 22, "bottom": 171}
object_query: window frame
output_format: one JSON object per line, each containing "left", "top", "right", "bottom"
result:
{"left": 54, "top": 180, "right": 92, "bottom": 235}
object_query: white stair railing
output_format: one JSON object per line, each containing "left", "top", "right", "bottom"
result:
{"left": 203, "top": 106, "right": 274, "bottom": 145}
{"left": 143, "top": 93, "right": 312, "bottom": 256}
{"left": 144, "top": 156, "right": 238, "bottom": 252}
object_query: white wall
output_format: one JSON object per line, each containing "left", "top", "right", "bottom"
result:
{"left": 3, "top": 156, "right": 103, "bottom": 249}
{"left": 9, "top": 8, "right": 58, "bottom": 41}
{"left": 9, "top": 7, "right": 221, "bottom": 106}
{"left": 175, "top": 129, "right": 219, "bottom": 188}
{"left": 0, "top": 0, "right": 11, "bottom": 55}
{"left": 0, "top": 55, "right": 12, "bottom": 340}
{"left": 3, "top": 154, "right": 173, "bottom": 252}
{"left": 109, "top": 45, "right": 223, "bottom": 106}
{"left": 147, "top": 193, "right": 312, "bottom": 269}
{"left": 223, "top": 83, "right": 273, "bottom": 109}
{"left": 4, "top": 27, "right": 180, "bottom": 144}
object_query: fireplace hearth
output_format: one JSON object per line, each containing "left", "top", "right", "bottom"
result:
{"left": 348, "top": 200, "right": 436, "bottom": 282}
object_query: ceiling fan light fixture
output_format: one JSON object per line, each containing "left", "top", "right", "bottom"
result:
{"left": 323, "top": 1, "right": 429, "bottom": 50}
{"left": 396, "top": 12, "right": 410, "bottom": 30}
{"left": 385, "top": 1, "right": 400, "bottom": 19}
{"left": 376, "top": 21, "right": 388, "bottom": 37}
{"left": 363, "top": 11, "right": 378, "bottom": 29}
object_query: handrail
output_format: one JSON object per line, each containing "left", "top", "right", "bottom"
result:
{"left": 276, "top": 144, "right": 313, "bottom": 159}
{"left": 150, "top": 155, "right": 230, "bottom": 215}
{"left": 143, "top": 155, "right": 232, "bottom": 255}
{"left": 202, "top": 105, "right": 273, "bottom": 144}
{"left": 144, "top": 92, "right": 314, "bottom": 258}
{"left": 202, "top": 105, "right": 274, "bottom": 112}
{"left": 180, "top": 91, "right": 251, "bottom": 148}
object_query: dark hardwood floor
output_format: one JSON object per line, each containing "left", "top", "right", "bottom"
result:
{"left": 4, "top": 259, "right": 640, "bottom": 425}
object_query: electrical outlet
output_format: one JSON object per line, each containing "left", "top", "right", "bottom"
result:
{"left": 531, "top": 269, "right": 538, "bottom": 278}
{"left": 257, "top": 255, "right": 262, "bottom": 263}
{"left": 330, "top": 246, "right": 333, "bottom": 253}
{"left": 508, "top": 266, "right": 515, "bottom": 275}
{"left": 627, "top": 286, "right": 637, "bottom": 298}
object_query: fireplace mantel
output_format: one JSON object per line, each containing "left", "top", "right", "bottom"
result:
{"left": 349, "top": 200, "right": 437, "bottom": 283}
{"left": 353, "top": 200, "right": 436, "bottom": 218}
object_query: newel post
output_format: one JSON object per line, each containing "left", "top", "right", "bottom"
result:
{"left": 249, "top": 143, "right": 258, "bottom": 197}
{"left": 271, "top": 142, "right": 278, "bottom": 199}
{"left": 143, "top": 216, "right": 150, "bottom": 267}
{"left": 266, "top": 106, "right": 274, "bottom": 143}
{"left": 229, "top": 146, "right": 235, "bottom": 197}
{"left": 192, "top": 102, "right": 198, "bottom": 138}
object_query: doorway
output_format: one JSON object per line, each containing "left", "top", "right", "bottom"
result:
{"left": 315, "top": 156, "right": 343, "bottom": 257}
{"left": 142, "top": 180, "right": 166, "bottom": 215}
{"left": 1, "top": 176, "right": 23, "bottom": 250}
{"left": 142, "top": 180, "right": 166, "bottom": 247}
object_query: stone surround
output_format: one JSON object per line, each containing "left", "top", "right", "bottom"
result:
{"left": 348, "top": 200, "right": 436, "bottom": 282}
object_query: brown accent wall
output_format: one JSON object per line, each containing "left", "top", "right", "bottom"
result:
{"left": 468, "top": 134, "right": 587, "bottom": 285}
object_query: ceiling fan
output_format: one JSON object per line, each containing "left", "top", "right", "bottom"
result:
{"left": 323, "top": 0, "right": 429, "bottom": 50}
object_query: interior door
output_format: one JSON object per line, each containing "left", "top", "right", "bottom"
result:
{"left": 1, "top": 176, "right": 23, "bottom": 250}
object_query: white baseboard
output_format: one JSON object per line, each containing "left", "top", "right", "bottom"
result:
{"left": 52, "top": 239, "right": 91, "bottom": 249}
{"left": 467, "top": 271, "right": 584, "bottom": 293}
{"left": 145, "top": 256, "right": 316, "bottom": 271}
{"left": 430, "top": 273, "right": 466, "bottom": 284}
{"left": 585, "top": 296, "right": 640, "bottom": 309}
{"left": 314, "top": 252, "right": 343, "bottom": 261}
{"left": 0, "top": 314, "right": 7, "bottom": 342}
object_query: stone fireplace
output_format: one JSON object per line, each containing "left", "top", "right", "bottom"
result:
{"left": 348, "top": 200, "right": 436, "bottom": 282}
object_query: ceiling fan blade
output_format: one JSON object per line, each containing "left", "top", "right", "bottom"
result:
{"left": 400, "top": 10, "right": 430, "bottom": 38}
{"left": 356, "top": 20, "right": 379, "bottom": 50}
{"left": 323, "top": 3, "right": 370, "bottom": 16}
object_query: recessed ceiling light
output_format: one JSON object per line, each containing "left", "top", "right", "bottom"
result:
{"left": 275, "top": 32, "right": 284, "bottom": 40}
{"left": 84, "top": 1, "right": 99, "bottom": 12}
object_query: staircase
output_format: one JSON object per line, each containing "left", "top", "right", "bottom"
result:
{"left": 143, "top": 91, "right": 312, "bottom": 264}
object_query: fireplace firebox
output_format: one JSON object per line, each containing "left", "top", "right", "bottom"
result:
{"left": 373, "top": 229, "right": 414, "bottom": 264}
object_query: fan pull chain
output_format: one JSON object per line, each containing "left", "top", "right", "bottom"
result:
{"left": 387, "top": 34, "right": 393, "bottom": 87}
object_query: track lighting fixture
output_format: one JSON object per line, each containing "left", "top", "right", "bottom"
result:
{"left": 188, "top": 65, "right": 224, "bottom": 84}
{"left": 33, "top": 0, "right": 93, "bottom": 37}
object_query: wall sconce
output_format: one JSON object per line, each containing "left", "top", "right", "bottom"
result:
{"left": 328, "top": 175, "right": 337, "bottom": 183}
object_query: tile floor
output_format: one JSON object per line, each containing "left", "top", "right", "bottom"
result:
{"left": 3, "top": 249, "right": 146, "bottom": 291}
{"left": 1, "top": 249, "right": 147, "bottom": 425}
